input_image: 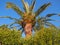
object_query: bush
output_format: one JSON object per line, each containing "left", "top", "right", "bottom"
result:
{"left": 0, "top": 25, "right": 60, "bottom": 45}
{"left": 33, "top": 27, "right": 60, "bottom": 45}
{"left": 0, "top": 25, "right": 22, "bottom": 45}
{"left": 22, "top": 27, "right": 60, "bottom": 45}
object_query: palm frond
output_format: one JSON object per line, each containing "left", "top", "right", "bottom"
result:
{"left": 9, "top": 22, "right": 23, "bottom": 30}
{"left": 37, "top": 17, "right": 60, "bottom": 24}
{"left": 35, "top": 3, "right": 51, "bottom": 17}
{"left": 29, "top": 0, "right": 36, "bottom": 12}
{"left": 6, "top": 2, "right": 24, "bottom": 17}
{"left": 9, "top": 19, "right": 23, "bottom": 27}
{"left": 9, "top": 22, "right": 18, "bottom": 27}
{"left": 10, "top": 23, "right": 22, "bottom": 29}
{"left": 36, "top": 17, "right": 58, "bottom": 28}
{"left": 33, "top": 26, "right": 39, "bottom": 31}
{"left": 44, "top": 19, "right": 60, "bottom": 22}
{"left": 21, "top": 0, "right": 29, "bottom": 13}
{"left": 0, "top": 16, "right": 19, "bottom": 21}
{"left": 45, "top": 19, "right": 54, "bottom": 21}
{"left": 46, "top": 13, "right": 60, "bottom": 17}
{"left": 45, "top": 22, "right": 56, "bottom": 28}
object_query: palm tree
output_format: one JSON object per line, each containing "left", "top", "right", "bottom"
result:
{"left": 0, "top": 0, "right": 60, "bottom": 38}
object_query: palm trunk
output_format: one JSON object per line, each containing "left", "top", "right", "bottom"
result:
{"left": 24, "top": 23, "right": 32, "bottom": 38}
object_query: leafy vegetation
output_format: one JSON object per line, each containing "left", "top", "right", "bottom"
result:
{"left": 0, "top": 25, "right": 22, "bottom": 45}
{"left": 0, "top": 0, "right": 60, "bottom": 45}
{"left": 33, "top": 27, "right": 60, "bottom": 45}
{"left": 0, "top": 25, "right": 60, "bottom": 45}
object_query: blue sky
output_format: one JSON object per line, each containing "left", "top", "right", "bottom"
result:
{"left": 0, "top": 0, "right": 60, "bottom": 27}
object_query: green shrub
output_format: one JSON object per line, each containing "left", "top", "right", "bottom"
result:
{"left": 33, "top": 27, "right": 60, "bottom": 45}
{"left": 0, "top": 25, "right": 22, "bottom": 45}
{"left": 0, "top": 25, "right": 60, "bottom": 45}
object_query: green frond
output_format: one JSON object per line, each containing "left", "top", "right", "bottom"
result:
{"left": 6, "top": 2, "right": 24, "bottom": 17}
{"left": 37, "top": 17, "right": 60, "bottom": 24}
{"left": 45, "top": 22, "right": 56, "bottom": 28}
{"left": 29, "top": 0, "right": 36, "bottom": 12}
{"left": 44, "top": 19, "right": 54, "bottom": 21}
{"left": 35, "top": 3, "right": 51, "bottom": 17}
{"left": 17, "top": 20, "right": 23, "bottom": 25}
{"left": 36, "top": 17, "right": 57, "bottom": 29}
{"left": 39, "top": 17, "right": 54, "bottom": 21}
{"left": 21, "top": 0, "right": 29, "bottom": 13}
{"left": 0, "top": 16, "right": 19, "bottom": 21}
{"left": 45, "top": 18, "right": 58, "bottom": 22}
{"left": 45, "top": 19, "right": 60, "bottom": 22}
{"left": 6, "top": 2, "right": 12, "bottom": 8}
{"left": 9, "top": 22, "right": 23, "bottom": 30}
{"left": 25, "top": 2, "right": 29, "bottom": 13}
{"left": 21, "top": 0, "right": 26, "bottom": 12}
{"left": 9, "top": 22, "right": 17, "bottom": 27}
{"left": 46, "top": 13, "right": 59, "bottom": 17}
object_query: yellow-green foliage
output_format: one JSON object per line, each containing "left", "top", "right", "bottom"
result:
{"left": 21, "top": 27, "right": 60, "bottom": 45}
{"left": 0, "top": 25, "right": 22, "bottom": 45}
{"left": 33, "top": 27, "right": 60, "bottom": 45}
{"left": 0, "top": 25, "right": 60, "bottom": 45}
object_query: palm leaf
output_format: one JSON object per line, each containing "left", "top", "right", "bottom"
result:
{"left": 9, "top": 22, "right": 23, "bottom": 30}
{"left": 17, "top": 20, "right": 23, "bottom": 25}
{"left": 21, "top": 0, "right": 29, "bottom": 13}
{"left": 36, "top": 17, "right": 58, "bottom": 29}
{"left": 46, "top": 13, "right": 60, "bottom": 17}
{"left": 6, "top": 2, "right": 24, "bottom": 17}
{"left": 0, "top": 16, "right": 19, "bottom": 21}
{"left": 45, "top": 19, "right": 55, "bottom": 21}
{"left": 37, "top": 17, "right": 60, "bottom": 24}
{"left": 35, "top": 3, "right": 51, "bottom": 17}
{"left": 9, "top": 22, "right": 17, "bottom": 27}
{"left": 29, "top": 0, "right": 36, "bottom": 11}
{"left": 45, "top": 22, "right": 56, "bottom": 28}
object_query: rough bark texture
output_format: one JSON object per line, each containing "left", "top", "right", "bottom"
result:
{"left": 24, "top": 23, "right": 32, "bottom": 38}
